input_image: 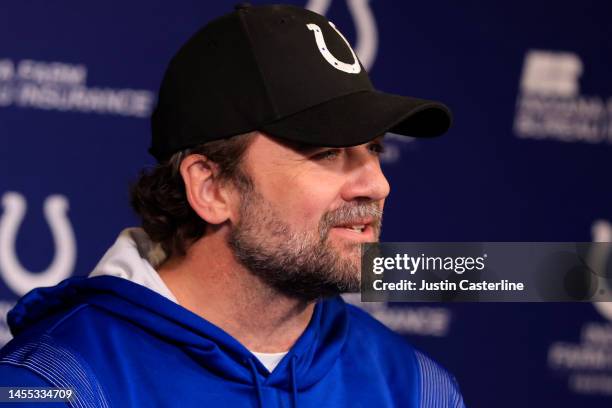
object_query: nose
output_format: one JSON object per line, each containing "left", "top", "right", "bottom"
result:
{"left": 340, "top": 147, "right": 391, "bottom": 203}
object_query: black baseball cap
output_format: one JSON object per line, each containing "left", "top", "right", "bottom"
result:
{"left": 150, "top": 3, "right": 452, "bottom": 162}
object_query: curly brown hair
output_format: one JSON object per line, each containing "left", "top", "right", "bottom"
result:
{"left": 130, "top": 132, "right": 255, "bottom": 259}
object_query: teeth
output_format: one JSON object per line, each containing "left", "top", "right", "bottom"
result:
{"left": 347, "top": 225, "right": 365, "bottom": 232}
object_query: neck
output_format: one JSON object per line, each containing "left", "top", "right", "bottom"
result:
{"left": 157, "top": 230, "right": 315, "bottom": 353}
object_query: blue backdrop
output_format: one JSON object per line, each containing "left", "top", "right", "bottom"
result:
{"left": 1, "top": 1, "right": 612, "bottom": 406}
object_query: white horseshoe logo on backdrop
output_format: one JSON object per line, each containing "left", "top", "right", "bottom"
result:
{"left": 0, "top": 192, "right": 76, "bottom": 296}
{"left": 589, "top": 220, "right": 612, "bottom": 321}
{"left": 306, "top": 0, "right": 378, "bottom": 71}
{"left": 307, "top": 22, "right": 361, "bottom": 74}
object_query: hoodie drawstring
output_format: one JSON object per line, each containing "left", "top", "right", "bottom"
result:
{"left": 248, "top": 358, "right": 264, "bottom": 408}
{"left": 290, "top": 355, "right": 298, "bottom": 408}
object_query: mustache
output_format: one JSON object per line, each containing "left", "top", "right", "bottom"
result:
{"left": 319, "top": 202, "right": 383, "bottom": 239}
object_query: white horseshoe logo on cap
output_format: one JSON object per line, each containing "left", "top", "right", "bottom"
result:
{"left": 590, "top": 220, "right": 612, "bottom": 321}
{"left": 0, "top": 192, "right": 76, "bottom": 296}
{"left": 307, "top": 22, "right": 361, "bottom": 74}
{"left": 306, "top": 0, "right": 378, "bottom": 71}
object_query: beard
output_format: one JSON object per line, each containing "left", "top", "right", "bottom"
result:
{"left": 228, "top": 186, "right": 382, "bottom": 302}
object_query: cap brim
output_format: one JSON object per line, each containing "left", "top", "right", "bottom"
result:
{"left": 260, "top": 90, "right": 452, "bottom": 147}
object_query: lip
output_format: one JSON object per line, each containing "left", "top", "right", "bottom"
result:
{"left": 333, "top": 218, "right": 375, "bottom": 228}
{"left": 330, "top": 223, "right": 376, "bottom": 242}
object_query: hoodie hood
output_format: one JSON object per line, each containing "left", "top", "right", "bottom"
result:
{"left": 7, "top": 229, "right": 350, "bottom": 395}
{"left": 88, "top": 228, "right": 177, "bottom": 303}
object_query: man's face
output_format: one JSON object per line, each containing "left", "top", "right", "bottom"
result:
{"left": 227, "top": 133, "right": 390, "bottom": 301}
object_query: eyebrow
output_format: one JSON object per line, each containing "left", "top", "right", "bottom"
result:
{"left": 307, "top": 134, "right": 385, "bottom": 147}
{"left": 281, "top": 140, "right": 324, "bottom": 155}
{"left": 283, "top": 134, "right": 386, "bottom": 156}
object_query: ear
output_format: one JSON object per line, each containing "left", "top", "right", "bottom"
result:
{"left": 180, "top": 154, "right": 232, "bottom": 225}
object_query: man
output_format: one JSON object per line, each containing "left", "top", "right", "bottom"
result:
{"left": 0, "top": 4, "right": 464, "bottom": 407}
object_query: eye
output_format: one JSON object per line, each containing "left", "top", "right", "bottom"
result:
{"left": 313, "top": 149, "right": 341, "bottom": 161}
{"left": 368, "top": 142, "right": 386, "bottom": 155}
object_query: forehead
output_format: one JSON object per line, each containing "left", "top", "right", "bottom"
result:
{"left": 246, "top": 132, "right": 385, "bottom": 157}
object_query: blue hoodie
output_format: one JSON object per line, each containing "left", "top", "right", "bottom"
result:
{"left": 0, "top": 230, "right": 465, "bottom": 407}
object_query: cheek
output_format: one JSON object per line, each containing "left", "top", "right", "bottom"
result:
{"left": 267, "top": 178, "right": 341, "bottom": 227}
